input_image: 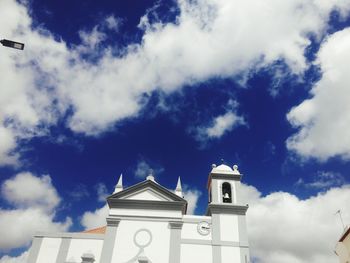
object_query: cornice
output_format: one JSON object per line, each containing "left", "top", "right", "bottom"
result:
{"left": 34, "top": 232, "right": 104, "bottom": 240}
{"left": 206, "top": 203, "right": 248, "bottom": 216}
{"left": 210, "top": 173, "right": 242, "bottom": 181}
{"left": 106, "top": 217, "right": 121, "bottom": 227}
{"left": 169, "top": 221, "right": 184, "bottom": 229}
{"left": 107, "top": 199, "right": 187, "bottom": 214}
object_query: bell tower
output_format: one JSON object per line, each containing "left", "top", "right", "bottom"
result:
{"left": 207, "top": 163, "right": 250, "bottom": 263}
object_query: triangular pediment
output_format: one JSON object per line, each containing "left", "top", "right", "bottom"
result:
{"left": 107, "top": 180, "right": 187, "bottom": 214}
{"left": 108, "top": 180, "right": 185, "bottom": 202}
{"left": 120, "top": 187, "right": 172, "bottom": 201}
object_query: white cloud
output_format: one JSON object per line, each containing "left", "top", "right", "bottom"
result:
{"left": 183, "top": 188, "right": 202, "bottom": 215}
{"left": 68, "top": 183, "right": 90, "bottom": 201}
{"left": 134, "top": 160, "right": 164, "bottom": 179}
{"left": 287, "top": 28, "right": 350, "bottom": 160}
{"left": 0, "top": 251, "right": 28, "bottom": 263}
{"left": 105, "top": 15, "right": 121, "bottom": 31}
{"left": 240, "top": 183, "right": 350, "bottom": 263}
{"left": 295, "top": 171, "right": 345, "bottom": 190}
{"left": 1, "top": 172, "right": 60, "bottom": 211}
{"left": 0, "top": 208, "right": 71, "bottom": 251}
{"left": 1, "top": 0, "right": 350, "bottom": 164}
{"left": 81, "top": 204, "right": 109, "bottom": 230}
{"left": 0, "top": 0, "right": 64, "bottom": 165}
{"left": 199, "top": 111, "right": 245, "bottom": 139}
{"left": 194, "top": 99, "right": 245, "bottom": 141}
{"left": 0, "top": 172, "right": 71, "bottom": 251}
{"left": 0, "top": 127, "right": 18, "bottom": 166}
{"left": 78, "top": 26, "right": 106, "bottom": 50}
{"left": 95, "top": 183, "right": 109, "bottom": 202}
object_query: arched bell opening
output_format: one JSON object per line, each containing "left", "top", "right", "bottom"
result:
{"left": 222, "top": 182, "right": 232, "bottom": 203}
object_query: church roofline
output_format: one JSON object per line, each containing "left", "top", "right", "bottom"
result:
{"left": 339, "top": 226, "right": 350, "bottom": 242}
{"left": 83, "top": 226, "right": 106, "bottom": 234}
{"left": 33, "top": 231, "right": 104, "bottom": 240}
{"left": 108, "top": 179, "right": 186, "bottom": 202}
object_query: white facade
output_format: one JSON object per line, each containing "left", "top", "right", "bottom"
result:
{"left": 28, "top": 163, "right": 250, "bottom": 263}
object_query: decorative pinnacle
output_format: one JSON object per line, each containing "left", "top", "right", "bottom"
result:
{"left": 113, "top": 174, "right": 123, "bottom": 194}
{"left": 175, "top": 176, "right": 183, "bottom": 197}
{"left": 116, "top": 174, "right": 123, "bottom": 188}
{"left": 212, "top": 164, "right": 217, "bottom": 168}
{"left": 176, "top": 176, "right": 182, "bottom": 191}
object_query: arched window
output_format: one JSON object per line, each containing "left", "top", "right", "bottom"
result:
{"left": 222, "top": 182, "right": 232, "bottom": 203}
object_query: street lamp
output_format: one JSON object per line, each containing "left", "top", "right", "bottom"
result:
{"left": 1, "top": 39, "right": 25, "bottom": 50}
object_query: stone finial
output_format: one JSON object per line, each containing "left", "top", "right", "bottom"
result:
{"left": 232, "top": 164, "right": 240, "bottom": 175}
{"left": 146, "top": 169, "right": 155, "bottom": 182}
{"left": 146, "top": 175, "right": 155, "bottom": 181}
{"left": 113, "top": 174, "right": 123, "bottom": 194}
{"left": 212, "top": 164, "right": 217, "bottom": 168}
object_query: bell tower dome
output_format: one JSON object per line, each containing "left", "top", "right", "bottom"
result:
{"left": 207, "top": 163, "right": 242, "bottom": 205}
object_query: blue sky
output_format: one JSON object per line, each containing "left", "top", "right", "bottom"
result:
{"left": 1, "top": 0, "right": 350, "bottom": 262}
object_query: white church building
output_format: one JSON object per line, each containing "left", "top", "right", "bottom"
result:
{"left": 27, "top": 163, "right": 250, "bottom": 263}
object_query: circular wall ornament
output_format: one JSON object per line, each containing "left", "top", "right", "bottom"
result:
{"left": 197, "top": 221, "right": 211, "bottom": 236}
{"left": 133, "top": 229, "right": 153, "bottom": 248}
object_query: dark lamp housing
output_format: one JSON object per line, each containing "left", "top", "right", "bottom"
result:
{"left": 1, "top": 39, "right": 25, "bottom": 50}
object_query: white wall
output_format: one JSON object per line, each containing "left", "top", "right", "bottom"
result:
{"left": 125, "top": 190, "right": 166, "bottom": 201}
{"left": 36, "top": 237, "right": 61, "bottom": 263}
{"left": 220, "top": 214, "right": 239, "bottom": 242}
{"left": 181, "top": 222, "right": 212, "bottom": 240}
{"left": 180, "top": 244, "right": 212, "bottom": 263}
{"left": 65, "top": 239, "right": 104, "bottom": 263}
{"left": 111, "top": 220, "right": 171, "bottom": 263}
{"left": 221, "top": 246, "right": 241, "bottom": 263}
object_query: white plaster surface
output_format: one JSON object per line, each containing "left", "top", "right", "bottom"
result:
{"left": 180, "top": 244, "right": 212, "bottom": 263}
{"left": 121, "top": 189, "right": 169, "bottom": 201}
{"left": 36, "top": 237, "right": 61, "bottom": 263}
{"left": 110, "top": 208, "right": 182, "bottom": 218}
{"left": 181, "top": 222, "right": 212, "bottom": 240}
{"left": 215, "top": 179, "right": 241, "bottom": 204}
{"left": 232, "top": 182, "right": 238, "bottom": 204}
{"left": 221, "top": 246, "right": 241, "bottom": 263}
{"left": 65, "top": 239, "right": 103, "bottom": 263}
{"left": 111, "top": 220, "right": 170, "bottom": 263}
{"left": 220, "top": 214, "right": 239, "bottom": 242}
{"left": 217, "top": 179, "right": 222, "bottom": 203}
{"left": 183, "top": 215, "right": 211, "bottom": 223}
